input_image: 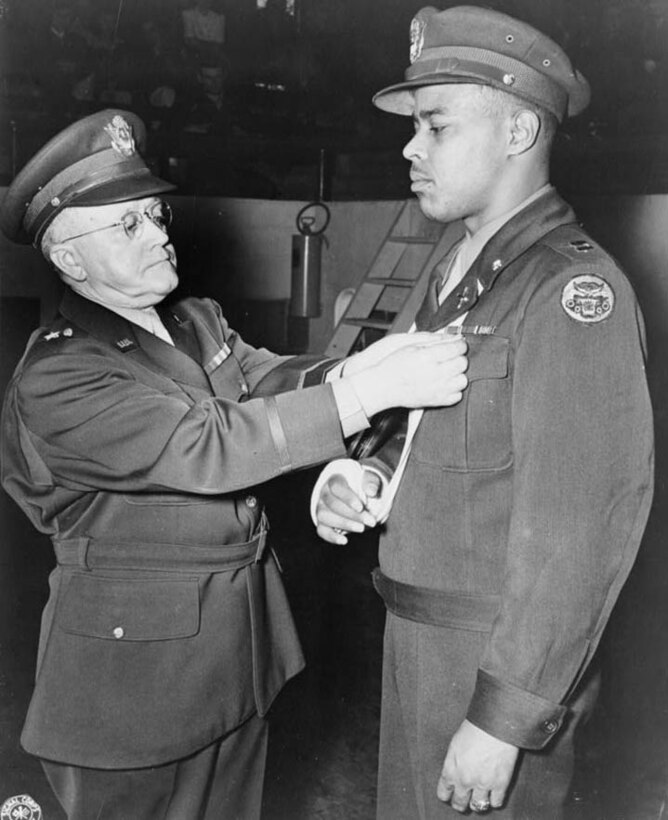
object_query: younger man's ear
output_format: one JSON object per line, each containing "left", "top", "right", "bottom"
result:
{"left": 508, "top": 109, "right": 541, "bottom": 155}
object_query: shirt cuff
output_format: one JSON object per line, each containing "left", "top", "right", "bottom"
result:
{"left": 330, "top": 378, "right": 370, "bottom": 439}
{"left": 466, "top": 669, "right": 568, "bottom": 750}
{"left": 325, "top": 360, "right": 346, "bottom": 381}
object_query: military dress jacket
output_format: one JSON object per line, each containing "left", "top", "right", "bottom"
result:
{"left": 367, "top": 188, "right": 654, "bottom": 750}
{"left": 1, "top": 289, "right": 345, "bottom": 769}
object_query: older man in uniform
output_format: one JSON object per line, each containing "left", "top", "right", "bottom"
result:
{"left": 0, "top": 109, "right": 469, "bottom": 819}
{"left": 313, "top": 6, "right": 654, "bottom": 818}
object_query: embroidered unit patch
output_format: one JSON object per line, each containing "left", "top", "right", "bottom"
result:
{"left": 561, "top": 275, "right": 614, "bottom": 323}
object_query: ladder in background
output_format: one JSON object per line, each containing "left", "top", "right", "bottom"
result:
{"left": 325, "top": 200, "right": 463, "bottom": 356}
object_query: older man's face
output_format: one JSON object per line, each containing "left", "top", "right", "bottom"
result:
{"left": 60, "top": 197, "right": 178, "bottom": 308}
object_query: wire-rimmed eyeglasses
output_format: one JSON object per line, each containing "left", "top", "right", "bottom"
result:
{"left": 60, "top": 200, "right": 173, "bottom": 243}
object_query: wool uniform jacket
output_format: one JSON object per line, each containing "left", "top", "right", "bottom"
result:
{"left": 366, "top": 188, "right": 654, "bottom": 749}
{"left": 1, "top": 289, "right": 345, "bottom": 769}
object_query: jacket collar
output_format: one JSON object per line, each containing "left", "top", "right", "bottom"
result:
{"left": 471, "top": 187, "right": 576, "bottom": 292}
{"left": 58, "top": 289, "right": 213, "bottom": 392}
{"left": 421, "top": 188, "right": 577, "bottom": 330}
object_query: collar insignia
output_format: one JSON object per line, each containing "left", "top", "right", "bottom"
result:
{"left": 409, "top": 16, "right": 425, "bottom": 64}
{"left": 116, "top": 337, "right": 138, "bottom": 351}
{"left": 104, "top": 115, "right": 136, "bottom": 157}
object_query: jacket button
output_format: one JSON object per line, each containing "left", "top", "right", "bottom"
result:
{"left": 112, "top": 626, "right": 125, "bottom": 639}
{"left": 245, "top": 495, "right": 257, "bottom": 508}
{"left": 543, "top": 719, "right": 559, "bottom": 733}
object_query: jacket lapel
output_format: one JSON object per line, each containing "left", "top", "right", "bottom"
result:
{"left": 160, "top": 309, "right": 202, "bottom": 362}
{"left": 421, "top": 189, "right": 577, "bottom": 331}
{"left": 59, "top": 290, "right": 213, "bottom": 393}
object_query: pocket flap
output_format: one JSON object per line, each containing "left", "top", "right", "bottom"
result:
{"left": 58, "top": 573, "right": 200, "bottom": 641}
{"left": 465, "top": 334, "right": 509, "bottom": 381}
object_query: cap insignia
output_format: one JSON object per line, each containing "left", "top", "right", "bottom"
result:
{"left": 409, "top": 16, "right": 425, "bottom": 64}
{"left": 104, "top": 115, "right": 136, "bottom": 158}
{"left": 561, "top": 275, "right": 614, "bottom": 324}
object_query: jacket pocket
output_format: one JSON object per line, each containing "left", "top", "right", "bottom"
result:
{"left": 412, "top": 334, "right": 512, "bottom": 471}
{"left": 57, "top": 573, "right": 200, "bottom": 641}
{"left": 465, "top": 334, "right": 512, "bottom": 469}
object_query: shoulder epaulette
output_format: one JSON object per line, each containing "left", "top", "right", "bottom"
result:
{"left": 543, "top": 226, "right": 612, "bottom": 266}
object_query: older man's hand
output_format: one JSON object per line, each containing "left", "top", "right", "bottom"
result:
{"left": 347, "top": 335, "right": 468, "bottom": 418}
{"left": 342, "top": 331, "right": 450, "bottom": 376}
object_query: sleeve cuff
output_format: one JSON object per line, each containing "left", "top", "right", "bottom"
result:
{"left": 466, "top": 669, "right": 568, "bottom": 750}
{"left": 301, "top": 358, "right": 342, "bottom": 387}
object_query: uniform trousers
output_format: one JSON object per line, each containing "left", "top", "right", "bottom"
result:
{"left": 376, "top": 613, "right": 600, "bottom": 820}
{"left": 42, "top": 713, "right": 268, "bottom": 820}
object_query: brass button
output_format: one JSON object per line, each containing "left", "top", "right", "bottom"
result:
{"left": 543, "top": 719, "right": 558, "bottom": 734}
{"left": 112, "top": 626, "right": 125, "bottom": 639}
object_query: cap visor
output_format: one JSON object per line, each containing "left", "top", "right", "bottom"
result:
{"left": 71, "top": 170, "right": 177, "bottom": 207}
{"left": 373, "top": 75, "right": 495, "bottom": 114}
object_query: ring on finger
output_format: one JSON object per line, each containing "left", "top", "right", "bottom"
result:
{"left": 470, "top": 799, "right": 491, "bottom": 813}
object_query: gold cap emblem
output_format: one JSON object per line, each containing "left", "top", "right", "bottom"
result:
{"left": 410, "top": 16, "right": 425, "bottom": 64}
{"left": 104, "top": 115, "right": 136, "bottom": 158}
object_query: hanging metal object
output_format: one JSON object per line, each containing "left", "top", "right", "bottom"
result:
{"left": 290, "top": 200, "right": 330, "bottom": 318}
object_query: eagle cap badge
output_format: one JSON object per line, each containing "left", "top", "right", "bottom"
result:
{"left": 410, "top": 16, "right": 426, "bottom": 64}
{"left": 561, "top": 274, "right": 615, "bottom": 323}
{"left": 104, "top": 115, "right": 136, "bottom": 157}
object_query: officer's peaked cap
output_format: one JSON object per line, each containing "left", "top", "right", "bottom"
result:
{"left": 0, "top": 109, "right": 176, "bottom": 245}
{"left": 373, "top": 5, "right": 590, "bottom": 122}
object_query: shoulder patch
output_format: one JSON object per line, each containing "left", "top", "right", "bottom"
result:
{"left": 561, "top": 275, "right": 614, "bottom": 324}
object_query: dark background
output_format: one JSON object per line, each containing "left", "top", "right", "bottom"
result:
{"left": 1, "top": 1, "right": 668, "bottom": 818}
{"left": 0, "top": 0, "right": 666, "bottom": 200}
